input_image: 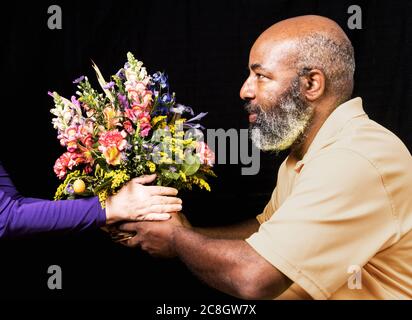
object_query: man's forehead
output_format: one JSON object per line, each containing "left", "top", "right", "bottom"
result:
{"left": 249, "top": 39, "right": 297, "bottom": 71}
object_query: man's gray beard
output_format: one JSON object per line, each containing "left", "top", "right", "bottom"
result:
{"left": 245, "top": 77, "right": 314, "bottom": 152}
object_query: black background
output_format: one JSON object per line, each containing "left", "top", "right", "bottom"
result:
{"left": 0, "top": 0, "right": 411, "bottom": 301}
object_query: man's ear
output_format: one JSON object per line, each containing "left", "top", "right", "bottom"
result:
{"left": 300, "top": 69, "right": 325, "bottom": 101}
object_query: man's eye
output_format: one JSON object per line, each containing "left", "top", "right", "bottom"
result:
{"left": 256, "top": 73, "right": 266, "bottom": 79}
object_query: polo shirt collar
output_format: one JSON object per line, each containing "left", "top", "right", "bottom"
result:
{"left": 293, "top": 97, "right": 367, "bottom": 172}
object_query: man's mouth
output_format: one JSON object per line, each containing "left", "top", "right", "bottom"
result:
{"left": 248, "top": 113, "right": 257, "bottom": 123}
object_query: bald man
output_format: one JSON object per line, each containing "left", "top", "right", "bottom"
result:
{"left": 118, "top": 16, "right": 412, "bottom": 299}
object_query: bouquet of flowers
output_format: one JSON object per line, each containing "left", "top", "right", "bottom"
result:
{"left": 49, "top": 52, "right": 215, "bottom": 211}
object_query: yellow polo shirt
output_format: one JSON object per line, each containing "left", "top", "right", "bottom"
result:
{"left": 246, "top": 97, "right": 412, "bottom": 299}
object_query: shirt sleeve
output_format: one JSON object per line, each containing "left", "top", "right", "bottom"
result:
{"left": 246, "top": 149, "right": 398, "bottom": 299}
{"left": 0, "top": 162, "right": 106, "bottom": 239}
{"left": 256, "top": 186, "right": 278, "bottom": 224}
{"left": 0, "top": 161, "right": 22, "bottom": 199}
{"left": 0, "top": 161, "right": 42, "bottom": 204}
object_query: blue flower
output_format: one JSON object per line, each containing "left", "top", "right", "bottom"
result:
{"left": 153, "top": 105, "right": 169, "bottom": 116}
{"left": 161, "top": 93, "right": 174, "bottom": 105}
{"left": 152, "top": 72, "right": 169, "bottom": 89}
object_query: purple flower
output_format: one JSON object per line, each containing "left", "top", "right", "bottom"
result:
{"left": 71, "top": 96, "right": 81, "bottom": 108}
{"left": 116, "top": 69, "right": 126, "bottom": 80}
{"left": 103, "top": 81, "right": 115, "bottom": 89}
{"left": 171, "top": 103, "right": 194, "bottom": 116}
{"left": 187, "top": 112, "right": 208, "bottom": 123}
{"left": 182, "top": 112, "right": 208, "bottom": 130}
{"left": 169, "top": 166, "right": 177, "bottom": 173}
{"left": 66, "top": 184, "right": 75, "bottom": 195}
{"left": 117, "top": 94, "right": 129, "bottom": 108}
{"left": 142, "top": 143, "right": 153, "bottom": 150}
{"left": 73, "top": 76, "right": 85, "bottom": 84}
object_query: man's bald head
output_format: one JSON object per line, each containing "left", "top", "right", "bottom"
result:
{"left": 253, "top": 15, "right": 355, "bottom": 103}
{"left": 242, "top": 16, "right": 356, "bottom": 153}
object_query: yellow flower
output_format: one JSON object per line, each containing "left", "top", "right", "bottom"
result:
{"left": 102, "top": 146, "right": 122, "bottom": 166}
{"left": 179, "top": 170, "right": 187, "bottom": 182}
{"left": 152, "top": 115, "right": 167, "bottom": 127}
{"left": 98, "top": 190, "right": 109, "bottom": 208}
{"left": 190, "top": 176, "right": 211, "bottom": 191}
{"left": 147, "top": 161, "right": 156, "bottom": 173}
{"left": 103, "top": 106, "right": 121, "bottom": 129}
{"left": 109, "top": 170, "right": 130, "bottom": 189}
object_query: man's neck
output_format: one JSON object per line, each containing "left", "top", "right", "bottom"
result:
{"left": 290, "top": 98, "right": 338, "bottom": 161}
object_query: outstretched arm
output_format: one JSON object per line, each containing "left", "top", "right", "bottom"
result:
{"left": 193, "top": 218, "right": 260, "bottom": 240}
{"left": 0, "top": 162, "right": 182, "bottom": 238}
{"left": 119, "top": 215, "right": 291, "bottom": 299}
{"left": 0, "top": 188, "right": 105, "bottom": 238}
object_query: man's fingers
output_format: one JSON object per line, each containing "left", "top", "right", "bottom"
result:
{"left": 138, "top": 213, "right": 171, "bottom": 221}
{"left": 132, "top": 174, "right": 157, "bottom": 185}
{"left": 149, "top": 204, "right": 182, "bottom": 213}
{"left": 118, "top": 222, "right": 139, "bottom": 232}
{"left": 125, "top": 234, "right": 143, "bottom": 247}
{"left": 151, "top": 196, "right": 182, "bottom": 205}
{"left": 147, "top": 186, "right": 178, "bottom": 196}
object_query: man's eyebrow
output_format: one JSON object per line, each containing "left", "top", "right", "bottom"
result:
{"left": 249, "top": 63, "right": 269, "bottom": 73}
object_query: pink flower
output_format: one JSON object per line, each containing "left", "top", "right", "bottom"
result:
{"left": 66, "top": 138, "right": 78, "bottom": 153}
{"left": 84, "top": 165, "right": 93, "bottom": 175}
{"left": 196, "top": 142, "right": 215, "bottom": 166}
{"left": 131, "top": 91, "right": 152, "bottom": 110}
{"left": 123, "top": 120, "right": 135, "bottom": 135}
{"left": 98, "top": 130, "right": 127, "bottom": 165}
{"left": 54, "top": 153, "right": 71, "bottom": 179}
{"left": 126, "top": 80, "right": 152, "bottom": 111}
{"left": 125, "top": 108, "right": 137, "bottom": 122}
{"left": 54, "top": 152, "right": 87, "bottom": 179}
{"left": 137, "top": 111, "right": 151, "bottom": 137}
{"left": 126, "top": 81, "right": 147, "bottom": 99}
{"left": 137, "top": 111, "right": 151, "bottom": 123}
{"left": 140, "top": 125, "right": 151, "bottom": 137}
{"left": 126, "top": 88, "right": 138, "bottom": 102}
{"left": 81, "top": 134, "right": 93, "bottom": 148}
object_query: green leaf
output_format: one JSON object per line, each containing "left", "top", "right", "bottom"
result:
{"left": 161, "top": 169, "right": 180, "bottom": 181}
{"left": 182, "top": 153, "right": 200, "bottom": 176}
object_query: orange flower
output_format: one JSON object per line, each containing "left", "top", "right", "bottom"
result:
{"left": 98, "top": 130, "right": 127, "bottom": 166}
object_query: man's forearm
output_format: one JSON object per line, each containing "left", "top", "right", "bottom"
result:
{"left": 193, "top": 218, "right": 260, "bottom": 240}
{"left": 172, "top": 226, "right": 262, "bottom": 299}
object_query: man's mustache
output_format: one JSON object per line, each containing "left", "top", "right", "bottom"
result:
{"left": 244, "top": 102, "right": 263, "bottom": 115}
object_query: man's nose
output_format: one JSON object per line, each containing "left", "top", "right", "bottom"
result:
{"left": 240, "top": 77, "right": 256, "bottom": 101}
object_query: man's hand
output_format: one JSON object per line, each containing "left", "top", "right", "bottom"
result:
{"left": 105, "top": 174, "right": 182, "bottom": 225}
{"left": 117, "top": 212, "right": 187, "bottom": 257}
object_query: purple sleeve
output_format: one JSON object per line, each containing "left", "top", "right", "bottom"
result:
{"left": 0, "top": 162, "right": 106, "bottom": 239}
